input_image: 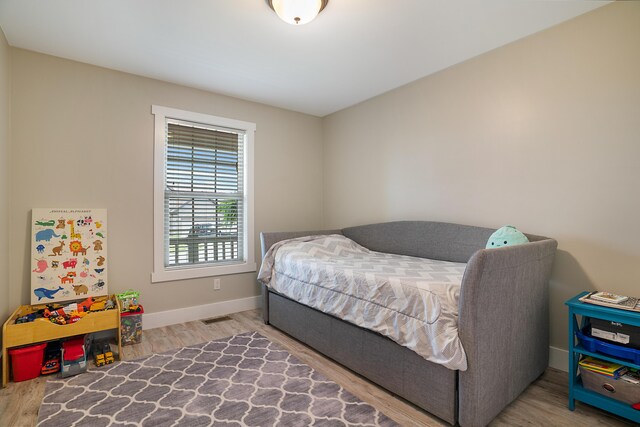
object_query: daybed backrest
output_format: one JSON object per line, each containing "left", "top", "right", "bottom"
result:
{"left": 261, "top": 221, "right": 551, "bottom": 263}
{"left": 260, "top": 229, "right": 343, "bottom": 257}
{"left": 342, "top": 221, "right": 495, "bottom": 263}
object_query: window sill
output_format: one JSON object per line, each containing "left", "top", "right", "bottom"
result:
{"left": 151, "top": 262, "right": 257, "bottom": 283}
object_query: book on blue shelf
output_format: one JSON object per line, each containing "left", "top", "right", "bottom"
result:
{"left": 579, "top": 356, "right": 627, "bottom": 378}
{"left": 580, "top": 291, "right": 640, "bottom": 313}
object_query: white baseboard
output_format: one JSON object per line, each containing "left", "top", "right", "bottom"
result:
{"left": 549, "top": 346, "right": 569, "bottom": 372}
{"left": 142, "top": 295, "right": 261, "bottom": 330}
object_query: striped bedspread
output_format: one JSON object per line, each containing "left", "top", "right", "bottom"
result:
{"left": 258, "top": 234, "right": 468, "bottom": 370}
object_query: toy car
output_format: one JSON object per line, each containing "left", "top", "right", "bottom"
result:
{"left": 127, "top": 304, "right": 142, "bottom": 313}
{"left": 93, "top": 341, "right": 115, "bottom": 367}
{"left": 41, "top": 341, "right": 62, "bottom": 375}
{"left": 41, "top": 357, "right": 60, "bottom": 375}
{"left": 51, "top": 315, "right": 67, "bottom": 325}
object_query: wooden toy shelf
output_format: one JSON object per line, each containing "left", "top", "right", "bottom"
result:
{"left": 2, "top": 296, "right": 121, "bottom": 387}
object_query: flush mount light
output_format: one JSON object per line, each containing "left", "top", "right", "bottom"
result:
{"left": 267, "top": 0, "right": 329, "bottom": 25}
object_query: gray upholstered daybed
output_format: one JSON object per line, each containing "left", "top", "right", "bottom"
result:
{"left": 259, "top": 221, "right": 557, "bottom": 426}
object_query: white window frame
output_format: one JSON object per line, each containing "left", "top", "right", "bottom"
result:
{"left": 151, "top": 105, "right": 256, "bottom": 282}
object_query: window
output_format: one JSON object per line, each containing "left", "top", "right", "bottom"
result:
{"left": 152, "top": 106, "right": 255, "bottom": 282}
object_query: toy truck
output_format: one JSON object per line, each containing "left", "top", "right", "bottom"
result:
{"left": 94, "top": 348, "right": 106, "bottom": 367}
{"left": 93, "top": 341, "right": 115, "bottom": 367}
{"left": 103, "top": 344, "right": 115, "bottom": 364}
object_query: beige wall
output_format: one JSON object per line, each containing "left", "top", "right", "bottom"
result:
{"left": 323, "top": 2, "right": 640, "bottom": 350}
{"left": 4, "top": 1, "right": 639, "bottom": 355}
{"left": 0, "top": 29, "right": 11, "bottom": 344}
{"left": 9, "top": 49, "right": 323, "bottom": 313}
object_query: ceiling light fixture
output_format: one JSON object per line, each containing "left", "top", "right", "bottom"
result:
{"left": 267, "top": 0, "right": 329, "bottom": 25}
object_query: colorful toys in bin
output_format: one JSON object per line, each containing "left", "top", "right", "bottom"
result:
{"left": 14, "top": 295, "right": 116, "bottom": 325}
{"left": 16, "top": 307, "right": 50, "bottom": 324}
{"left": 117, "top": 290, "right": 144, "bottom": 345}
{"left": 121, "top": 306, "right": 144, "bottom": 345}
{"left": 15, "top": 313, "right": 38, "bottom": 324}
{"left": 45, "top": 297, "right": 94, "bottom": 324}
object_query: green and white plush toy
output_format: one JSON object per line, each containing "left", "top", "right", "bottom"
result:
{"left": 486, "top": 225, "right": 529, "bottom": 249}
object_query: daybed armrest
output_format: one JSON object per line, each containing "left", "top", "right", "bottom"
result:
{"left": 457, "top": 238, "right": 557, "bottom": 427}
{"left": 259, "top": 229, "right": 342, "bottom": 324}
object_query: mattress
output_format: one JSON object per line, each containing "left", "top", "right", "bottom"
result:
{"left": 258, "top": 235, "right": 468, "bottom": 370}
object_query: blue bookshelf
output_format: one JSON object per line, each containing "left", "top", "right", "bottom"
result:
{"left": 566, "top": 292, "right": 640, "bottom": 423}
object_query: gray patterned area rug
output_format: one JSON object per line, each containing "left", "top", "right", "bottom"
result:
{"left": 37, "top": 331, "right": 398, "bottom": 427}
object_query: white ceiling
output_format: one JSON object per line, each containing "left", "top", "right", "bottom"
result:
{"left": 0, "top": 0, "right": 609, "bottom": 117}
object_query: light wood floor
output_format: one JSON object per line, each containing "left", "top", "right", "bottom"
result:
{"left": 0, "top": 309, "right": 635, "bottom": 427}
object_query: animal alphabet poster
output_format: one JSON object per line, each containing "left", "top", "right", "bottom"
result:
{"left": 31, "top": 208, "right": 108, "bottom": 304}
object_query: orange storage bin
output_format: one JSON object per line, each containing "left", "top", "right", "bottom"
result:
{"left": 8, "top": 342, "right": 47, "bottom": 382}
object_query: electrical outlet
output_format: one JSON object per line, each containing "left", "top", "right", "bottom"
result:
{"left": 214, "top": 278, "right": 221, "bottom": 290}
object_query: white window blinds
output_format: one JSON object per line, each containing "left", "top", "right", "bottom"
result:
{"left": 164, "top": 119, "right": 245, "bottom": 268}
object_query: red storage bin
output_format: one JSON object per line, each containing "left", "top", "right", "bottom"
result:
{"left": 8, "top": 342, "right": 47, "bottom": 382}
